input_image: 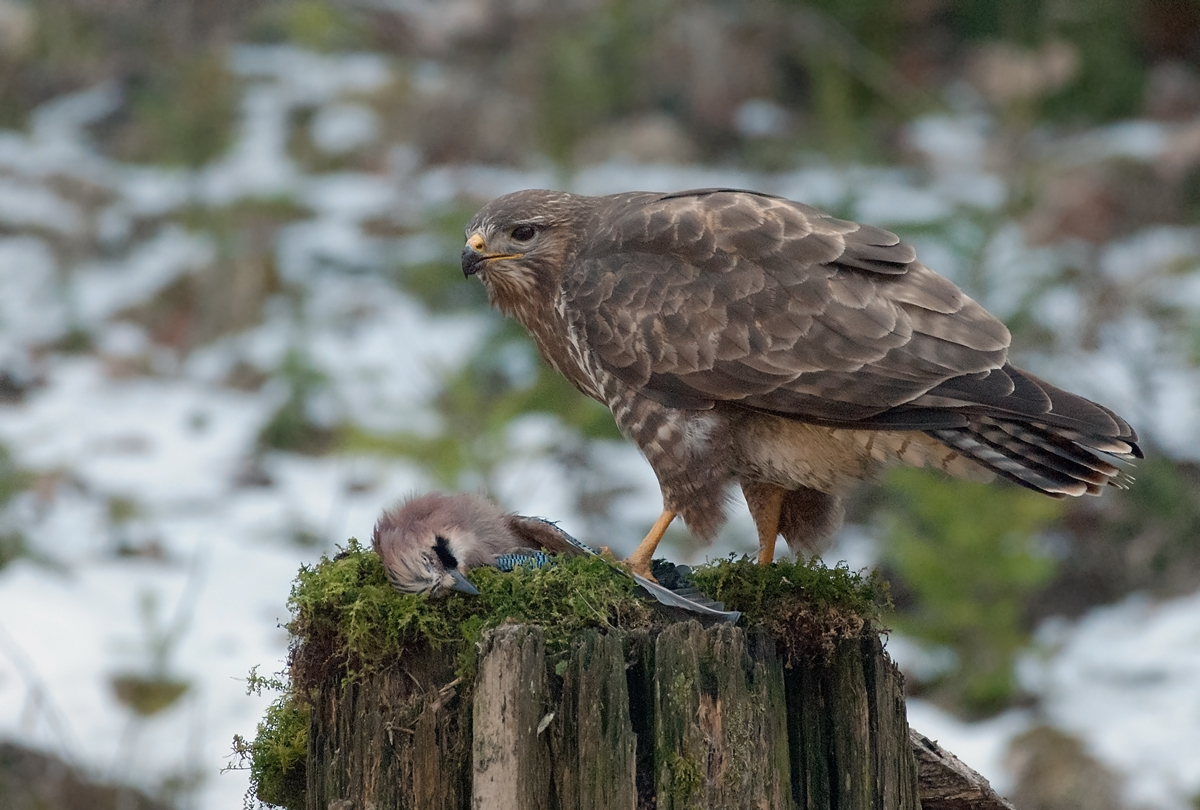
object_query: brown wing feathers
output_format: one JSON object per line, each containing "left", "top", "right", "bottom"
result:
{"left": 572, "top": 189, "right": 1140, "bottom": 497}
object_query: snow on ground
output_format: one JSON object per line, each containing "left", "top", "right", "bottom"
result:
{"left": 905, "top": 587, "right": 1200, "bottom": 809}
{"left": 1032, "top": 591, "right": 1200, "bottom": 808}
{"left": 0, "top": 45, "right": 1197, "bottom": 809}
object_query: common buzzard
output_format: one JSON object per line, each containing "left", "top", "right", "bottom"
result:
{"left": 461, "top": 189, "right": 1141, "bottom": 578}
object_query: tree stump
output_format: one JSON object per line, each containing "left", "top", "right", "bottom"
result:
{"left": 306, "top": 619, "right": 920, "bottom": 809}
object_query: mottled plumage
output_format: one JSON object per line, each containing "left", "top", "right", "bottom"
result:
{"left": 373, "top": 492, "right": 588, "bottom": 596}
{"left": 374, "top": 492, "right": 741, "bottom": 620}
{"left": 462, "top": 188, "right": 1142, "bottom": 575}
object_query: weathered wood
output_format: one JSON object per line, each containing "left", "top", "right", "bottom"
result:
{"left": 306, "top": 622, "right": 927, "bottom": 810}
{"left": 623, "top": 630, "right": 659, "bottom": 806}
{"left": 785, "top": 636, "right": 925, "bottom": 810}
{"left": 787, "top": 660, "right": 832, "bottom": 809}
{"left": 306, "top": 642, "right": 470, "bottom": 810}
{"left": 552, "top": 629, "right": 637, "bottom": 810}
{"left": 864, "top": 636, "right": 920, "bottom": 810}
{"left": 472, "top": 625, "right": 550, "bottom": 810}
{"left": 412, "top": 677, "right": 471, "bottom": 810}
{"left": 653, "top": 621, "right": 793, "bottom": 810}
{"left": 911, "top": 729, "right": 1016, "bottom": 810}
{"left": 829, "top": 637, "right": 871, "bottom": 808}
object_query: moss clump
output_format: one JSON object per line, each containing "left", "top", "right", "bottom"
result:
{"left": 110, "top": 674, "right": 190, "bottom": 717}
{"left": 232, "top": 669, "right": 308, "bottom": 810}
{"left": 242, "top": 538, "right": 656, "bottom": 807}
{"left": 288, "top": 538, "right": 656, "bottom": 694}
{"left": 691, "top": 556, "right": 888, "bottom": 665}
{"left": 250, "top": 694, "right": 308, "bottom": 810}
{"left": 664, "top": 751, "right": 704, "bottom": 804}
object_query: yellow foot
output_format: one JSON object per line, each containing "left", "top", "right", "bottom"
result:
{"left": 622, "top": 556, "right": 656, "bottom": 581}
{"left": 623, "top": 509, "right": 675, "bottom": 581}
{"left": 743, "top": 481, "right": 785, "bottom": 565}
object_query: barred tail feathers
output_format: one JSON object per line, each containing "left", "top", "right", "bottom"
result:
{"left": 929, "top": 416, "right": 1140, "bottom": 498}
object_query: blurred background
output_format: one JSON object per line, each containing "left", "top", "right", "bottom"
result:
{"left": 0, "top": 0, "right": 1198, "bottom": 807}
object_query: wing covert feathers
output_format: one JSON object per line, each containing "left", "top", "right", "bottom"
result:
{"left": 575, "top": 190, "right": 1142, "bottom": 499}
{"left": 570, "top": 190, "right": 1012, "bottom": 420}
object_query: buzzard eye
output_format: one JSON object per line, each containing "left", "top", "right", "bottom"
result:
{"left": 510, "top": 224, "right": 536, "bottom": 242}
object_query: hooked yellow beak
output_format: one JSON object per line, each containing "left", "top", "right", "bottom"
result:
{"left": 462, "top": 232, "right": 523, "bottom": 278}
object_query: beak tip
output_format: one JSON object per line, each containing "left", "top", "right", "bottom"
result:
{"left": 448, "top": 568, "right": 480, "bottom": 595}
{"left": 461, "top": 246, "right": 483, "bottom": 278}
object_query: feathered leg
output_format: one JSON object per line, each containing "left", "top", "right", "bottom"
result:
{"left": 777, "top": 486, "right": 844, "bottom": 555}
{"left": 742, "top": 480, "right": 786, "bottom": 564}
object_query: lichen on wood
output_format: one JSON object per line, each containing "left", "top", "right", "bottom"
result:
{"left": 653, "top": 622, "right": 792, "bottom": 809}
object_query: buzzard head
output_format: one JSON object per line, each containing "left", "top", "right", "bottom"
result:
{"left": 462, "top": 189, "right": 584, "bottom": 317}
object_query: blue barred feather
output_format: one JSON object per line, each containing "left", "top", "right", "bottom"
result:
{"left": 493, "top": 550, "right": 554, "bottom": 571}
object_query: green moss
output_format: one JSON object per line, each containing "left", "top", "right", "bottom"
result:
{"left": 242, "top": 539, "right": 653, "bottom": 806}
{"left": 691, "top": 556, "right": 888, "bottom": 664}
{"left": 252, "top": 697, "right": 308, "bottom": 809}
{"left": 285, "top": 548, "right": 886, "bottom": 692}
{"left": 233, "top": 669, "right": 308, "bottom": 810}
{"left": 288, "top": 539, "right": 656, "bottom": 691}
{"left": 664, "top": 752, "right": 703, "bottom": 805}
{"left": 110, "top": 673, "right": 190, "bottom": 717}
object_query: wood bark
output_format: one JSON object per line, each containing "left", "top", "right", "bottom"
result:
{"left": 552, "top": 629, "right": 637, "bottom": 810}
{"left": 472, "top": 625, "right": 550, "bottom": 810}
{"left": 307, "top": 622, "right": 932, "bottom": 810}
